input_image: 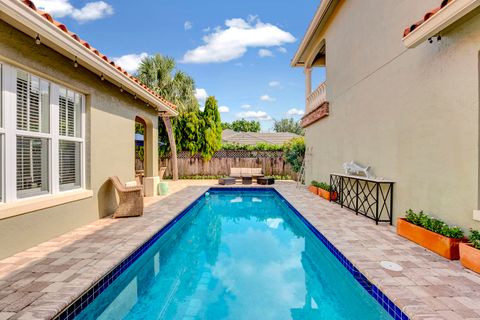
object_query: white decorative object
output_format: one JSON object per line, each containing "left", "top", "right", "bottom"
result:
{"left": 343, "top": 161, "right": 374, "bottom": 178}
{"left": 380, "top": 261, "right": 403, "bottom": 272}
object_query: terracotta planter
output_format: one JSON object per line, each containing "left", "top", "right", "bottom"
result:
{"left": 396, "top": 218, "right": 463, "bottom": 260}
{"left": 308, "top": 185, "right": 318, "bottom": 195}
{"left": 460, "top": 243, "right": 480, "bottom": 273}
{"left": 318, "top": 188, "right": 337, "bottom": 201}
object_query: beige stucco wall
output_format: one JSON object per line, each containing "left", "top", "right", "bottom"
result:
{"left": 0, "top": 21, "right": 159, "bottom": 258}
{"left": 304, "top": 0, "right": 480, "bottom": 230}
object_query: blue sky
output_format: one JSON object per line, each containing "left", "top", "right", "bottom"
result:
{"left": 35, "top": 0, "right": 325, "bottom": 130}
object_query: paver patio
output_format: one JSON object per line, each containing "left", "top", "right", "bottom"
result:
{"left": 0, "top": 180, "right": 479, "bottom": 319}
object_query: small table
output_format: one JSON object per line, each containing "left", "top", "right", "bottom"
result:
{"left": 257, "top": 177, "right": 275, "bottom": 185}
{"left": 242, "top": 176, "right": 253, "bottom": 185}
{"left": 219, "top": 177, "right": 236, "bottom": 185}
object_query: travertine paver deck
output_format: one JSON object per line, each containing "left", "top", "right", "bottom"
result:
{"left": 0, "top": 180, "right": 479, "bottom": 319}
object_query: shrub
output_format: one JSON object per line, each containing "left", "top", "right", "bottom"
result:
{"left": 310, "top": 181, "right": 332, "bottom": 191}
{"left": 468, "top": 229, "right": 480, "bottom": 249}
{"left": 404, "top": 209, "right": 464, "bottom": 239}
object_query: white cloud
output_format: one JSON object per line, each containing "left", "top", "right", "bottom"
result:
{"left": 260, "top": 94, "right": 275, "bottom": 102}
{"left": 184, "top": 21, "right": 193, "bottom": 31}
{"left": 269, "top": 81, "right": 280, "bottom": 87}
{"left": 219, "top": 106, "right": 230, "bottom": 113}
{"left": 182, "top": 16, "right": 296, "bottom": 63}
{"left": 258, "top": 49, "right": 274, "bottom": 58}
{"left": 36, "top": 0, "right": 113, "bottom": 23}
{"left": 286, "top": 108, "right": 305, "bottom": 116}
{"left": 236, "top": 111, "right": 272, "bottom": 121}
{"left": 113, "top": 52, "right": 148, "bottom": 74}
{"left": 277, "top": 47, "right": 287, "bottom": 53}
{"left": 195, "top": 88, "right": 208, "bottom": 102}
{"left": 241, "top": 104, "right": 252, "bottom": 109}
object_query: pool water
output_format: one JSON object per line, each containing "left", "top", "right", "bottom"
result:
{"left": 77, "top": 189, "right": 392, "bottom": 320}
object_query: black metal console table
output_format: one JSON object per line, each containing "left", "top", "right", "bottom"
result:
{"left": 329, "top": 173, "right": 394, "bottom": 225}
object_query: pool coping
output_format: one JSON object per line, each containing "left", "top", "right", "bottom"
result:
{"left": 55, "top": 187, "right": 408, "bottom": 320}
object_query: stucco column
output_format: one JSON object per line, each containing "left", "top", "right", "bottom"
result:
{"left": 305, "top": 67, "right": 312, "bottom": 99}
{"left": 162, "top": 114, "right": 179, "bottom": 181}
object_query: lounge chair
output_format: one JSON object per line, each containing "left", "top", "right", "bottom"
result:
{"left": 110, "top": 176, "right": 144, "bottom": 218}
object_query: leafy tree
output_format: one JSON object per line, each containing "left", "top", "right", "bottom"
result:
{"left": 135, "top": 123, "right": 144, "bottom": 135}
{"left": 273, "top": 118, "right": 304, "bottom": 135}
{"left": 175, "top": 112, "right": 203, "bottom": 155}
{"left": 200, "top": 96, "right": 222, "bottom": 160}
{"left": 283, "top": 137, "right": 305, "bottom": 173}
{"left": 221, "top": 122, "right": 232, "bottom": 130}
{"left": 137, "top": 54, "right": 198, "bottom": 112}
{"left": 137, "top": 53, "right": 200, "bottom": 180}
{"left": 222, "top": 119, "right": 261, "bottom": 132}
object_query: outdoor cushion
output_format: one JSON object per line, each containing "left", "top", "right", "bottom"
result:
{"left": 251, "top": 168, "right": 263, "bottom": 176}
{"left": 230, "top": 168, "right": 242, "bottom": 177}
{"left": 241, "top": 168, "right": 252, "bottom": 177}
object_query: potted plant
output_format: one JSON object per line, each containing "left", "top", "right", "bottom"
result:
{"left": 317, "top": 182, "right": 338, "bottom": 201}
{"left": 397, "top": 209, "right": 464, "bottom": 260}
{"left": 460, "top": 229, "right": 480, "bottom": 273}
{"left": 308, "top": 180, "right": 319, "bottom": 195}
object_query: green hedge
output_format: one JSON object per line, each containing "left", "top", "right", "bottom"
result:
{"left": 221, "top": 142, "right": 283, "bottom": 151}
{"left": 405, "top": 209, "right": 464, "bottom": 239}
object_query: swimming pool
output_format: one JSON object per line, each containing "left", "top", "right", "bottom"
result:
{"left": 66, "top": 188, "right": 404, "bottom": 319}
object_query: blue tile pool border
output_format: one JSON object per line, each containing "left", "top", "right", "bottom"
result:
{"left": 266, "top": 187, "right": 409, "bottom": 320}
{"left": 55, "top": 187, "right": 408, "bottom": 320}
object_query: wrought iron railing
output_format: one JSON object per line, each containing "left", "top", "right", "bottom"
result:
{"left": 330, "top": 173, "right": 394, "bottom": 225}
{"left": 306, "top": 81, "right": 327, "bottom": 113}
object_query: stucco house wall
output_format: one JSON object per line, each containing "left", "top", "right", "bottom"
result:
{"left": 0, "top": 20, "right": 159, "bottom": 258}
{"left": 304, "top": 0, "right": 480, "bottom": 230}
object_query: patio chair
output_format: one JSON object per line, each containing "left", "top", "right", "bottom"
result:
{"left": 110, "top": 176, "right": 144, "bottom": 218}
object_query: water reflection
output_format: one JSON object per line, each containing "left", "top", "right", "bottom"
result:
{"left": 77, "top": 191, "right": 390, "bottom": 320}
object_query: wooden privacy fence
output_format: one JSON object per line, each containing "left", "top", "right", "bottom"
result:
{"left": 158, "top": 150, "right": 296, "bottom": 178}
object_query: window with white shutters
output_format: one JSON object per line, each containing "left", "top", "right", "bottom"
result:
{"left": 59, "top": 88, "right": 83, "bottom": 191}
{"left": 15, "top": 70, "right": 51, "bottom": 198}
{"left": 16, "top": 136, "right": 49, "bottom": 198}
{"left": 0, "top": 62, "right": 86, "bottom": 203}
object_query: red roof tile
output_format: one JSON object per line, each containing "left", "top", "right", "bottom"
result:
{"left": 403, "top": 0, "right": 454, "bottom": 38}
{"left": 19, "top": 0, "right": 177, "bottom": 111}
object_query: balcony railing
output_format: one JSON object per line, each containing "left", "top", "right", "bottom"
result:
{"left": 306, "top": 81, "right": 327, "bottom": 114}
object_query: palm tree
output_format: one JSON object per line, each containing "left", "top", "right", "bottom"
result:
{"left": 137, "top": 54, "right": 199, "bottom": 180}
{"left": 137, "top": 54, "right": 198, "bottom": 112}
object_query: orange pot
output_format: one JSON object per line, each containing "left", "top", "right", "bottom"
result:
{"left": 318, "top": 188, "right": 337, "bottom": 201}
{"left": 460, "top": 243, "right": 480, "bottom": 273}
{"left": 308, "top": 185, "right": 318, "bottom": 195}
{"left": 397, "top": 218, "right": 463, "bottom": 260}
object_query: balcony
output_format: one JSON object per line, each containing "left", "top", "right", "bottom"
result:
{"left": 306, "top": 81, "right": 327, "bottom": 113}
{"left": 301, "top": 81, "right": 329, "bottom": 128}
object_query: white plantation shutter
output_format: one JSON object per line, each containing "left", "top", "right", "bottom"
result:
{"left": 59, "top": 87, "right": 83, "bottom": 191}
{"left": 59, "top": 140, "right": 81, "bottom": 190}
{"left": 16, "top": 71, "right": 49, "bottom": 133}
{"left": 59, "top": 88, "right": 81, "bottom": 138}
{"left": 16, "top": 136, "right": 49, "bottom": 198}
{"left": 16, "top": 71, "right": 28, "bottom": 130}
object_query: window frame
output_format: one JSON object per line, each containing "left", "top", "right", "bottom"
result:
{"left": 0, "top": 62, "right": 86, "bottom": 204}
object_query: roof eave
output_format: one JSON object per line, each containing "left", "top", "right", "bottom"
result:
{"left": 403, "top": 0, "right": 480, "bottom": 48}
{"left": 0, "top": 0, "right": 178, "bottom": 116}
{"left": 291, "top": 0, "right": 338, "bottom": 68}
